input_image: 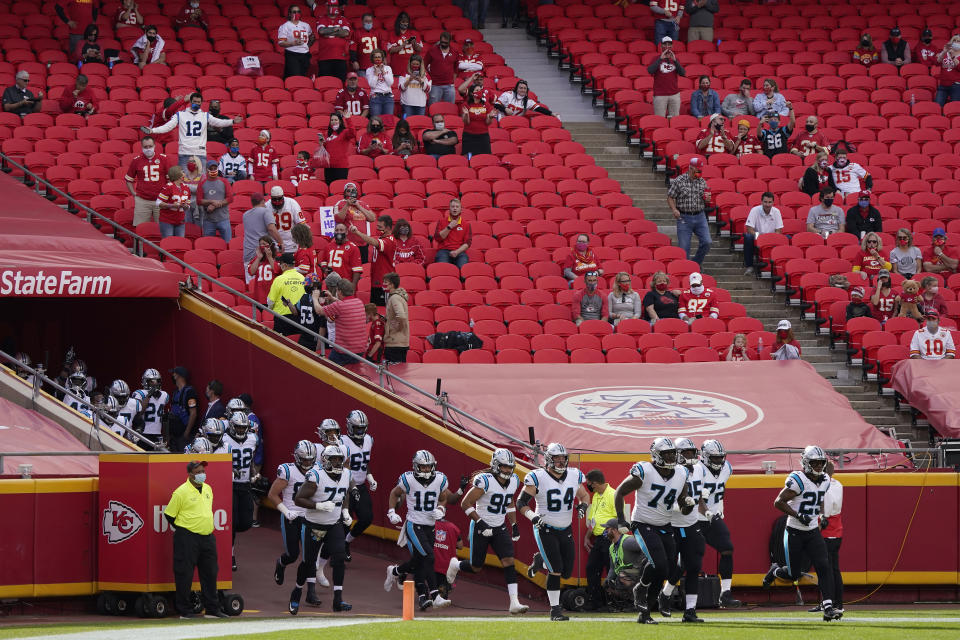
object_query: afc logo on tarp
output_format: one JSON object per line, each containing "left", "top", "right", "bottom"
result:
{"left": 101, "top": 500, "right": 144, "bottom": 544}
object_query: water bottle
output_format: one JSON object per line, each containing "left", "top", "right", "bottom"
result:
{"left": 757, "top": 336, "right": 763, "bottom": 356}
{"left": 910, "top": 93, "right": 916, "bottom": 107}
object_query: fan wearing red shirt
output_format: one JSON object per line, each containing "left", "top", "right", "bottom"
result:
{"left": 318, "top": 113, "right": 355, "bottom": 184}
{"left": 248, "top": 129, "right": 279, "bottom": 183}
{"left": 677, "top": 272, "right": 719, "bottom": 323}
{"left": 286, "top": 151, "right": 318, "bottom": 186}
{"left": 150, "top": 96, "right": 188, "bottom": 146}
{"left": 790, "top": 115, "right": 829, "bottom": 157}
{"left": 333, "top": 182, "right": 377, "bottom": 245}
{"left": 351, "top": 13, "right": 387, "bottom": 72}
{"left": 334, "top": 73, "right": 370, "bottom": 119}
{"left": 695, "top": 114, "right": 735, "bottom": 156}
{"left": 922, "top": 228, "right": 959, "bottom": 275}
{"left": 126, "top": 136, "right": 172, "bottom": 225}
{"left": 365, "top": 303, "right": 386, "bottom": 362}
{"left": 562, "top": 234, "right": 601, "bottom": 281}
{"left": 733, "top": 119, "right": 762, "bottom": 157}
{"left": 433, "top": 518, "right": 462, "bottom": 597}
{"left": 321, "top": 223, "right": 363, "bottom": 286}
{"left": 392, "top": 219, "right": 425, "bottom": 265}
{"left": 853, "top": 34, "right": 879, "bottom": 66}
{"left": 461, "top": 87, "right": 495, "bottom": 157}
{"left": 315, "top": 0, "right": 351, "bottom": 81}
{"left": 852, "top": 232, "right": 892, "bottom": 279}
{"left": 915, "top": 29, "right": 938, "bottom": 66}
{"left": 246, "top": 237, "right": 279, "bottom": 298}
{"left": 870, "top": 270, "right": 897, "bottom": 323}
{"left": 350, "top": 215, "right": 396, "bottom": 306}
{"left": 386, "top": 12, "right": 423, "bottom": 75}
{"left": 648, "top": 38, "right": 685, "bottom": 118}
{"left": 174, "top": 0, "right": 208, "bottom": 30}
{"left": 423, "top": 31, "right": 460, "bottom": 104}
{"left": 291, "top": 223, "right": 319, "bottom": 275}
{"left": 156, "top": 165, "right": 191, "bottom": 238}
{"left": 55, "top": 0, "right": 97, "bottom": 52}
{"left": 58, "top": 75, "right": 96, "bottom": 115}
{"left": 433, "top": 199, "right": 472, "bottom": 268}
{"left": 357, "top": 117, "right": 393, "bottom": 159}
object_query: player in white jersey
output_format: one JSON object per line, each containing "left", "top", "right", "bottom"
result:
{"left": 697, "top": 439, "right": 740, "bottom": 608}
{"left": 518, "top": 442, "right": 591, "bottom": 622}
{"left": 384, "top": 450, "right": 455, "bottom": 611}
{"left": 614, "top": 437, "right": 693, "bottom": 625}
{"left": 215, "top": 412, "right": 259, "bottom": 571}
{"left": 308, "top": 418, "right": 346, "bottom": 595}
{"left": 763, "top": 445, "right": 842, "bottom": 621}
{"left": 102, "top": 395, "right": 131, "bottom": 436}
{"left": 64, "top": 368, "right": 92, "bottom": 417}
{"left": 139, "top": 368, "right": 169, "bottom": 448}
{"left": 290, "top": 444, "right": 354, "bottom": 615}
{"left": 109, "top": 379, "right": 142, "bottom": 433}
{"left": 269, "top": 441, "right": 317, "bottom": 587}
{"left": 341, "top": 410, "right": 377, "bottom": 560}
{"left": 659, "top": 438, "right": 707, "bottom": 623}
{"left": 446, "top": 448, "right": 528, "bottom": 615}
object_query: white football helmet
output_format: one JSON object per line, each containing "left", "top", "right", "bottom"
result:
{"left": 187, "top": 436, "right": 214, "bottom": 454}
{"left": 226, "top": 397, "right": 247, "bottom": 415}
{"left": 701, "top": 440, "right": 726, "bottom": 472}
{"left": 412, "top": 449, "right": 437, "bottom": 482}
{"left": 141, "top": 368, "right": 161, "bottom": 392}
{"left": 229, "top": 412, "right": 250, "bottom": 439}
{"left": 544, "top": 442, "right": 568, "bottom": 473}
{"left": 801, "top": 445, "right": 827, "bottom": 478}
{"left": 346, "top": 409, "right": 368, "bottom": 439}
{"left": 674, "top": 437, "right": 698, "bottom": 465}
{"left": 650, "top": 437, "right": 678, "bottom": 469}
{"left": 14, "top": 352, "right": 31, "bottom": 378}
{"left": 490, "top": 448, "right": 516, "bottom": 481}
{"left": 103, "top": 394, "right": 120, "bottom": 418}
{"left": 203, "top": 418, "right": 227, "bottom": 447}
{"left": 317, "top": 418, "right": 341, "bottom": 445}
{"left": 322, "top": 444, "right": 346, "bottom": 473}
{"left": 294, "top": 440, "right": 318, "bottom": 472}
{"left": 109, "top": 379, "right": 130, "bottom": 404}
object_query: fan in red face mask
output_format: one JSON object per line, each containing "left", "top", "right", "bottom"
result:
{"left": 922, "top": 228, "right": 959, "bottom": 275}
{"left": 771, "top": 319, "right": 802, "bottom": 360}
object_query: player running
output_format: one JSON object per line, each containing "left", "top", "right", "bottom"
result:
{"left": 269, "top": 441, "right": 317, "bottom": 587}
{"left": 698, "top": 439, "right": 741, "bottom": 608}
{"left": 341, "top": 410, "right": 377, "bottom": 561}
{"left": 215, "top": 412, "right": 259, "bottom": 571}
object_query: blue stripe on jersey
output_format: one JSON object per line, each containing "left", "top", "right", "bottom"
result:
{"left": 279, "top": 463, "right": 290, "bottom": 481}
{"left": 632, "top": 463, "right": 644, "bottom": 479}
{"left": 788, "top": 472, "right": 803, "bottom": 491}
{"left": 406, "top": 520, "right": 425, "bottom": 555}
{"left": 439, "top": 474, "right": 447, "bottom": 492}
{"left": 578, "top": 470, "right": 584, "bottom": 483}
{"left": 532, "top": 528, "right": 554, "bottom": 573}
{"left": 306, "top": 469, "right": 318, "bottom": 483}
{"left": 632, "top": 531, "right": 655, "bottom": 568}
{"left": 530, "top": 473, "right": 539, "bottom": 489}
{"left": 400, "top": 473, "right": 410, "bottom": 493}
{"left": 482, "top": 475, "right": 489, "bottom": 492}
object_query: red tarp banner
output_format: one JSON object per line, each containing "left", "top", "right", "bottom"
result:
{"left": 384, "top": 360, "right": 902, "bottom": 470}
{"left": 0, "top": 397, "right": 98, "bottom": 476}
{"left": 891, "top": 359, "right": 960, "bottom": 438}
{"left": 0, "top": 171, "right": 182, "bottom": 298}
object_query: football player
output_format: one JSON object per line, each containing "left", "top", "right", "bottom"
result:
{"left": 678, "top": 272, "right": 719, "bottom": 324}
{"left": 12, "top": 352, "right": 35, "bottom": 384}
{"left": 110, "top": 379, "right": 141, "bottom": 430}
{"left": 342, "top": 410, "right": 376, "bottom": 561}
{"left": 518, "top": 442, "right": 591, "bottom": 621}
{"left": 185, "top": 435, "right": 214, "bottom": 454}
{"left": 447, "top": 448, "right": 528, "bottom": 615}
{"left": 659, "top": 438, "right": 707, "bottom": 623}
{"left": 140, "top": 368, "right": 169, "bottom": 448}
{"left": 215, "top": 412, "right": 259, "bottom": 571}
{"left": 384, "top": 450, "right": 454, "bottom": 610}
{"left": 614, "top": 437, "right": 693, "bottom": 625}
{"left": 202, "top": 417, "right": 227, "bottom": 449}
{"left": 317, "top": 419, "right": 342, "bottom": 448}
{"left": 763, "top": 445, "right": 842, "bottom": 621}
{"left": 291, "top": 444, "right": 354, "bottom": 615}
{"left": 101, "top": 395, "right": 131, "bottom": 437}
{"left": 228, "top": 396, "right": 264, "bottom": 525}
{"left": 698, "top": 439, "right": 740, "bottom": 608}
{"left": 64, "top": 365, "right": 92, "bottom": 417}
{"left": 269, "top": 440, "right": 317, "bottom": 589}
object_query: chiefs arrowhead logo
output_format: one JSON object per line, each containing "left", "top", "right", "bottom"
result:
{"left": 102, "top": 500, "right": 144, "bottom": 544}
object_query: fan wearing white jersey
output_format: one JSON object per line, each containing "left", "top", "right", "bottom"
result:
{"left": 342, "top": 410, "right": 376, "bottom": 560}
{"left": 614, "top": 437, "right": 693, "bottom": 625}
{"left": 140, "top": 368, "right": 169, "bottom": 448}
{"left": 269, "top": 440, "right": 318, "bottom": 588}
{"left": 447, "top": 448, "right": 528, "bottom": 615}
{"left": 384, "top": 450, "right": 454, "bottom": 611}
{"left": 697, "top": 439, "right": 740, "bottom": 608}
{"left": 291, "top": 445, "right": 354, "bottom": 615}
{"left": 517, "top": 442, "right": 590, "bottom": 622}
{"left": 659, "top": 438, "right": 708, "bottom": 623}
{"left": 763, "top": 445, "right": 842, "bottom": 622}
{"left": 141, "top": 92, "right": 241, "bottom": 169}
{"left": 215, "top": 412, "right": 259, "bottom": 571}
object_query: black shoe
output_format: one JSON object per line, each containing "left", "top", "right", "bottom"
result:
{"left": 527, "top": 552, "right": 544, "bottom": 578}
{"left": 333, "top": 599, "right": 353, "bottom": 612}
{"left": 251, "top": 520, "right": 260, "bottom": 528}
{"left": 418, "top": 594, "right": 433, "bottom": 611}
{"left": 682, "top": 608, "right": 704, "bottom": 623}
{"left": 762, "top": 562, "right": 779, "bottom": 587}
{"left": 306, "top": 582, "right": 321, "bottom": 606}
{"left": 823, "top": 605, "right": 843, "bottom": 621}
{"left": 658, "top": 591, "right": 672, "bottom": 617}
{"left": 637, "top": 611, "right": 658, "bottom": 624}
{"left": 274, "top": 559, "right": 285, "bottom": 586}
{"left": 205, "top": 610, "right": 229, "bottom": 619}
{"left": 550, "top": 605, "right": 569, "bottom": 621}
{"left": 289, "top": 587, "right": 302, "bottom": 615}
{"left": 179, "top": 613, "right": 201, "bottom": 619}
{"left": 808, "top": 603, "right": 823, "bottom": 613}
{"left": 719, "top": 590, "right": 742, "bottom": 608}
{"left": 232, "top": 556, "right": 238, "bottom": 572}
{"left": 344, "top": 540, "right": 351, "bottom": 562}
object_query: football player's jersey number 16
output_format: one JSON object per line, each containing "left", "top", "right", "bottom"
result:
{"left": 412, "top": 490, "right": 437, "bottom": 511}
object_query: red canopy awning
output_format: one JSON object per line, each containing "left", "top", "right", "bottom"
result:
{"left": 0, "top": 171, "right": 182, "bottom": 298}
{"left": 891, "top": 359, "right": 960, "bottom": 438}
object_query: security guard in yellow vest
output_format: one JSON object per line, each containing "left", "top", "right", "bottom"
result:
{"left": 584, "top": 469, "right": 619, "bottom": 610}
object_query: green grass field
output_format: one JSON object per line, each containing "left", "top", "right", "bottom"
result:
{"left": 3, "top": 610, "right": 960, "bottom": 640}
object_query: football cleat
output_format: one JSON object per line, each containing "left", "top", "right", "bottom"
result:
{"left": 808, "top": 603, "right": 823, "bottom": 613}
{"left": 289, "top": 587, "right": 302, "bottom": 615}
{"left": 433, "top": 594, "right": 451, "bottom": 608}
{"left": 658, "top": 591, "right": 672, "bottom": 617}
{"left": 550, "top": 605, "right": 568, "bottom": 621}
{"left": 823, "top": 605, "right": 843, "bottom": 621}
{"left": 682, "top": 608, "right": 704, "bottom": 623}
{"left": 274, "top": 558, "right": 285, "bottom": 586}
{"left": 384, "top": 565, "right": 400, "bottom": 592}
{"left": 232, "top": 556, "right": 238, "bottom": 572}
{"left": 526, "top": 552, "right": 544, "bottom": 578}
{"left": 418, "top": 594, "right": 433, "bottom": 611}
{"left": 637, "top": 611, "right": 657, "bottom": 624}
{"left": 719, "top": 590, "right": 742, "bottom": 608}
{"left": 762, "top": 562, "right": 779, "bottom": 587}
{"left": 510, "top": 602, "right": 529, "bottom": 615}
{"left": 446, "top": 557, "right": 461, "bottom": 585}
{"left": 333, "top": 599, "right": 353, "bottom": 612}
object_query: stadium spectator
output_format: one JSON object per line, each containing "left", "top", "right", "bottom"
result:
{"left": 608, "top": 272, "right": 642, "bottom": 326}
{"left": 59, "top": 74, "right": 95, "bottom": 116}
{"left": 806, "top": 187, "right": 845, "bottom": 237}
{"left": 321, "top": 222, "right": 362, "bottom": 286}
{"left": 800, "top": 150, "right": 838, "bottom": 196}
{"left": 291, "top": 273, "right": 325, "bottom": 350}
{"left": 644, "top": 271, "right": 680, "bottom": 323}
{"left": 935, "top": 37, "right": 960, "bottom": 106}
{"left": 870, "top": 270, "right": 897, "bottom": 323}
{"left": 391, "top": 119, "right": 420, "bottom": 158}
{"left": 143, "top": 92, "right": 242, "bottom": 170}
{"left": 465, "top": 0, "right": 490, "bottom": 29}
{"left": 573, "top": 271, "right": 608, "bottom": 325}
{"left": 461, "top": 85, "right": 495, "bottom": 157}
{"left": 771, "top": 319, "right": 801, "bottom": 360}
{"left": 733, "top": 119, "right": 762, "bottom": 156}
{"left": 909, "top": 310, "right": 955, "bottom": 360}
{"left": 678, "top": 271, "right": 719, "bottom": 323}
{"left": 126, "top": 136, "right": 171, "bottom": 225}
{"left": 725, "top": 333, "right": 750, "bottom": 361}
{"left": 920, "top": 276, "right": 949, "bottom": 317}
{"left": 291, "top": 223, "right": 317, "bottom": 274}
{"left": 115, "top": 0, "right": 142, "bottom": 28}
{"left": 845, "top": 286, "right": 873, "bottom": 321}
{"left": 830, "top": 149, "right": 871, "bottom": 199}
{"left": 335, "top": 72, "right": 370, "bottom": 120}
{"left": 743, "top": 192, "right": 784, "bottom": 275}
{"left": 667, "top": 157, "right": 712, "bottom": 265}
{"left": 383, "top": 272, "right": 410, "bottom": 363}
{"left": 351, "top": 214, "right": 397, "bottom": 305}
{"left": 148, "top": 96, "right": 186, "bottom": 147}
{"left": 365, "top": 303, "right": 385, "bottom": 362}
{"left": 206, "top": 100, "right": 234, "bottom": 145}
{"left": 685, "top": 0, "right": 718, "bottom": 42}
{"left": 852, "top": 232, "right": 890, "bottom": 280}
{"left": 247, "top": 236, "right": 278, "bottom": 299}
{"left": 852, "top": 33, "right": 879, "bottom": 67}
{"left": 242, "top": 193, "right": 282, "bottom": 267}
{"left": 320, "top": 113, "right": 355, "bottom": 184}
{"left": 388, "top": 12, "right": 423, "bottom": 72}
{"left": 315, "top": 0, "right": 351, "bottom": 82}
{"left": 218, "top": 139, "right": 247, "bottom": 183}
{"left": 203, "top": 380, "right": 226, "bottom": 420}
{"left": 351, "top": 13, "right": 386, "bottom": 72}
{"left": 269, "top": 185, "right": 305, "bottom": 253}
{"left": 501, "top": 0, "right": 519, "bottom": 28}
{"left": 268, "top": 253, "right": 307, "bottom": 337}
{"left": 174, "top": 0, "right": 208, "bottom": 30}
{"left": 648, "top": 38, "right": 685, "bottom": 118}
{"left": 197, "top": 162, "right": 233, "bottom": 241}
{"left": 249, "top": 130, "right": 279, "bottom": 184}
{"left": 458, "top": 39, "right": 483, "bottom": 81}
{"left": 400, "top": 55, "right": 432, "bottom": 118}
{"left": 563, "top": 233, "right": 602, "bottom": 282}
{"left": 56, "top": 0, "right": 97, "bottom": 54}
{"left": 433, "top": 199, "right": 472, "bottom": 268}
{"left": 278, "top": 5, "right": 314, "bottom": 78}
{"left": 74, "top": 24, "right": 104, "bottom": 65}
{"left": 790, "top": 116, "right": 829, "bottom": 157}
{"left": 495, "top": 79, "right": 553, "bottom": 117}
{"left": 696, "top": 114, "right": 735, "bottom": 155}
{"left": 890, "top": 229, "right": 922, "bottom": 280}
{"left": 424, "top": 32, "right": 458, "bottom": 105}
{"left": 915, "top": 28, "right": 938, "bottom": 67}
{"left": 132, "top": 25, "right": 167, "bottom": 68}
{"left": 844, "top": 191, "right": 881, "bottom": 239}
{"left": 358, "top": 116, "right": 393, "bottom": 159}
{"left": 650, "top": 0, "right": 682, "bottom": 44}
{"left": 168, "top": 366, "right": 199, "bottom": 453}
{"left": 314, "top": 279, "right": 367, "bottom": 365}
{"left": 458, "top": 72, "right": 495, "bottom": 105}
{"left": 880, "top": 27, "right": 911, "bottom": 69}
{"left": 752, "top": 79, "right": 788, "bottom": 116}
{"left": 720, "top": 79, "right": 755, "bottom": 117}
{"left": 757, "top": 105, "right": 795, "bottom": 158}
{"left": 289, "top": 151, "right": 317, "bottom": 187}
{"left": 3, "top": 71, "right": 43, "bottom": 116}
{"left": 157, "top": 165, "right": 190, "bottom": 238}
{"left": 334, "top": 182, "right": 376, "bottom": 259}
{"left": 690, "top": 76, "right": 721, "bottom": 118}
{"left": 182, "top": 157, "right": 203, "bottom": 226}
{"left": 422, "top": 113, "right": 459, "bottom": 158}
{"left": 392, "top": 219, "right": 425, "bottom": 265}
